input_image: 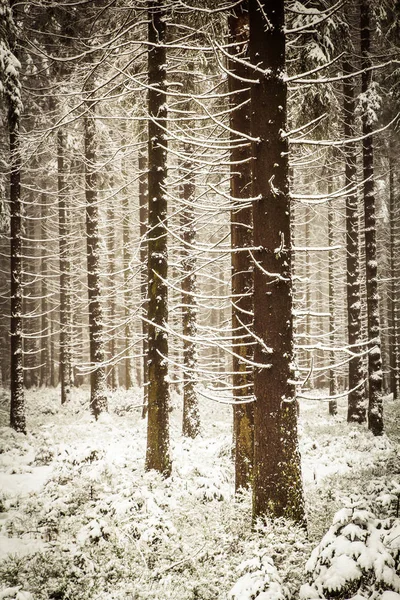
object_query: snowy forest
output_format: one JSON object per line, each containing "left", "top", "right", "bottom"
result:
{"left": 0, "top": 0, "right": 400, "bottom": 598}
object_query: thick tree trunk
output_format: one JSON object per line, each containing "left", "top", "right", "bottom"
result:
{"left": 139, "top": 149, "right": 149, "bottom": 416}
{"left": 228, "top": 2, "right": 254, "bottom": 492}
{"left": 145, "top": 0, "right": 171, "bottom": 476}
{"left": 249, "top": 0, "right": 305, "bottom": 523}
{"left": 58, "top": 129, "right": 73, "bottom": 404}
{"left": 84, "top": 101, "right": 108, "bottom": 418}
{"left": 9, "top": 91, "right": 25, "bottom": 433}
{"left": 181, "top": 151, "right": 200, "bottom": 438}
{"left": 360, "top": 0, "right": 383, "bottom": 435}
{"left": 343, "top": 59, "right": 366, "bottom": 423}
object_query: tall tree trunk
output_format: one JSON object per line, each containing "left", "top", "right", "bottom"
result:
{"left": 107, "top": 196, "right": 118, "bottom": 391}
{"left": 343, "top": 58, "right": 366, "bottom": 423}
{"left": 39, "top": 193, "right": 50, "bottom": 387}
{"left": 139, "top": 149, "right": 149, "bottom": 415}
{"left": 58, "top": 129, "right": 72, "bottom": 404}
{"left": 181, "top": 149, "right": 200, "bottom": 438}
{"left": 145, "top": 0, "right": 171, "bottom": 476}
{"left": 6, "top": 6, "right": 25, "bottom": 432}
{"left": 328, "top": 189, "right": 338, "bottom": 415}
{"left": 360, "top": 0, "right": 383, "bottom": 435}
{"left": 122, "top": 167, "right": 134, "bottom": 389}
{"left": 249, "top": 0, "right": 305, "bottom": 523}
{"left": 389, "top": 142, "right": 400, "bottom": 400}
{"left": 84, "top": 100, "right": 108, "bottom": 418}
{"left": 228, "top": 2, "right": 254, "bottom": 492}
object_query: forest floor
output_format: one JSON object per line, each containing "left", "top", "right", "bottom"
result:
{"left": 0, "top": 387, "right": 399, "bottom": 600}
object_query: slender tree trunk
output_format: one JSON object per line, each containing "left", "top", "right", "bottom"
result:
{"left": 145, "top": 0, "right": 171, "bottom": 476}
{"left": 328, "top": 190, "right": 338, "bottom": 415}
{"left": 9, "top": 90, "right": 25, "bottom": 433}
{"left": 107, "top": 197, "right": 118, "bottom": 391}
{"left": 122, "top": 170, "right": 134, "bottom": 389}
{"left": 84, "top": 100, "right": 108, "bottom": 418}
{"left": 228, "top": 2, "right": 254, "bottom": 491}
{"left": 139, "top": 149, "right": 149, "bottom": 416}
{"left": 6, "top": 9, "right": 25, "bottom": 431}
{"left": 249, "top": 0, "right": 305, "bottom": 523}
{"left": 181, "top": 150, "right": 200, "bottom": 438}
{"left": 389, "top": 143, "right": 400, "bottom": 400}
{"left": 58, "top": 129, "right": 73, "bottom": 404}
{"left": 39, "top": 193, "right": 50, "bottom": 387}
{"left": 343, "top": 58, "right": 366, "bottom": 423}
{"left": 360, "top": 0, "right": 383, "bottom": 435}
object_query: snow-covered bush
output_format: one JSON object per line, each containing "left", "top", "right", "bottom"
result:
{"left": 228, "top": 552, "right": 285, "bottom": 600}
{"left": 300, "top": 501, "right": 400, "bottom": 600}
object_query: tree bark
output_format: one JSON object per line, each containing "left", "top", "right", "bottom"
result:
{"left": 145, "top": 0, "right": 171, "bottom": 476}
{"left": 5, "top": 4, "right": 26, "bottom": 432}
{"left": 58, "top": 129, "right": 73, "bottom": 404}
{"left": 139, "top": 149, "right": 149, "bottom": 416}
{"left": 328, "top": 191, "right": 338, "bottom": 414}
{"left": 249, "top": 0, "right": 305, "bottom": 523}
{"left": 84, "top": 100, "right": 108, "bottom": 418}
{"left": 389, "top": 142, "right": 400, "bottom": 400}
{"left": 39, "top": 192, "right": 50, "bottom": 387}
{"left": 343, "top": 58, "right": 366, "bottom": 423}
{"left": 228, "top": 2, "right": 254, "bottom": 492}
{"left": 181, "top": 150, "right": 200, "bottom": 438}
{"left": 360, "top": 0, "right": 383, "bottom": 435}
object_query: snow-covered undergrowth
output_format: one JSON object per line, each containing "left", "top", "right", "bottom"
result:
{"left": 0, "top": 388, "right": 399, "bottom": 600}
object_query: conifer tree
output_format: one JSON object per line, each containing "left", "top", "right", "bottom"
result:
{"left": 145, "top": 0, "right": 171, "bottom": 476}
{"left": 249, "top": 0, "right": 305, "bottom": 523}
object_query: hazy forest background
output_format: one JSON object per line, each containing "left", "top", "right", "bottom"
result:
{"left": 0, "top": 0, "right": 400, "bottom": 599}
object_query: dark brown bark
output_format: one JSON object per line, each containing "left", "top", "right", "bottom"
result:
{"left": 58, "top": 129, "right": 73, "bottom": 404}
{"left": 181, "top": 151, "right": 200, "bottom": 439}
{"left": 139, "top": 149, "right": 149, "bottom": 416}
{"left": 84, "top": 101, "right": 108, "bottom": 418}
{"left": 9, "top": 92, "right": 25, "bottom": 433}
{"left": 249, "top": 0, "right": 305, "bottom": 523}
{"left": 145, "top": 0, "right": 171, "bottom": 476}
{"left": 228, "top": 2, "right": 254, "bottom": 492}
{"left": 389, "top": 143, "right": 400, "bottom": 400}
{"left": 360, "top": 0, "right": 383, "bottom": 435}
{"left": 343, "top": 59, "right": 366, "bottom": 423}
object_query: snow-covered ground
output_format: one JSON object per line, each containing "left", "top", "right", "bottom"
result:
{"left": 0, "top": 387, "right": 399, "bottom": 599}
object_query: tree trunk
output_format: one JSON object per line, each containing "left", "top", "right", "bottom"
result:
{"left": 39, "top": 192, "right": 50, "bottom": 387}
{"left": 343, "top": 58, "right": 366, "bottom": 423}
{"left": 145, "top": 0, "right": 171, "bottom": 476}
{"left": 84, "top": 101, "right": 108, "bottom": 418}
{"left": 360, "top": 0, "right": 383, "bottom": 435}
{"left": 328, "top": 190, "right": 338, "bottom": 415}
{"left": 122, "top": 168, "right": 134, "bottom": 389}
{"left": 181, "top": 150, "right": 200, "bottom": 438}
{"left": 6, "top": 9, "right": 25, "bottom": 432}
{"left": 139, "top": 149, "right": 149, "bottom": 416}
{"left": 249, "top": 0, "right": 305, "bottom": 523}
{"left": 58, "top": 129, "right": 73, "bottom": 404}
{"left": 228, "top": 2, "right": 254, "bottom": 492}
{"left": 389, "top": 142, "right": 400, "bottom": 400}
{"left": 107, "top": 195, "right": 118, "bottom": 391}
